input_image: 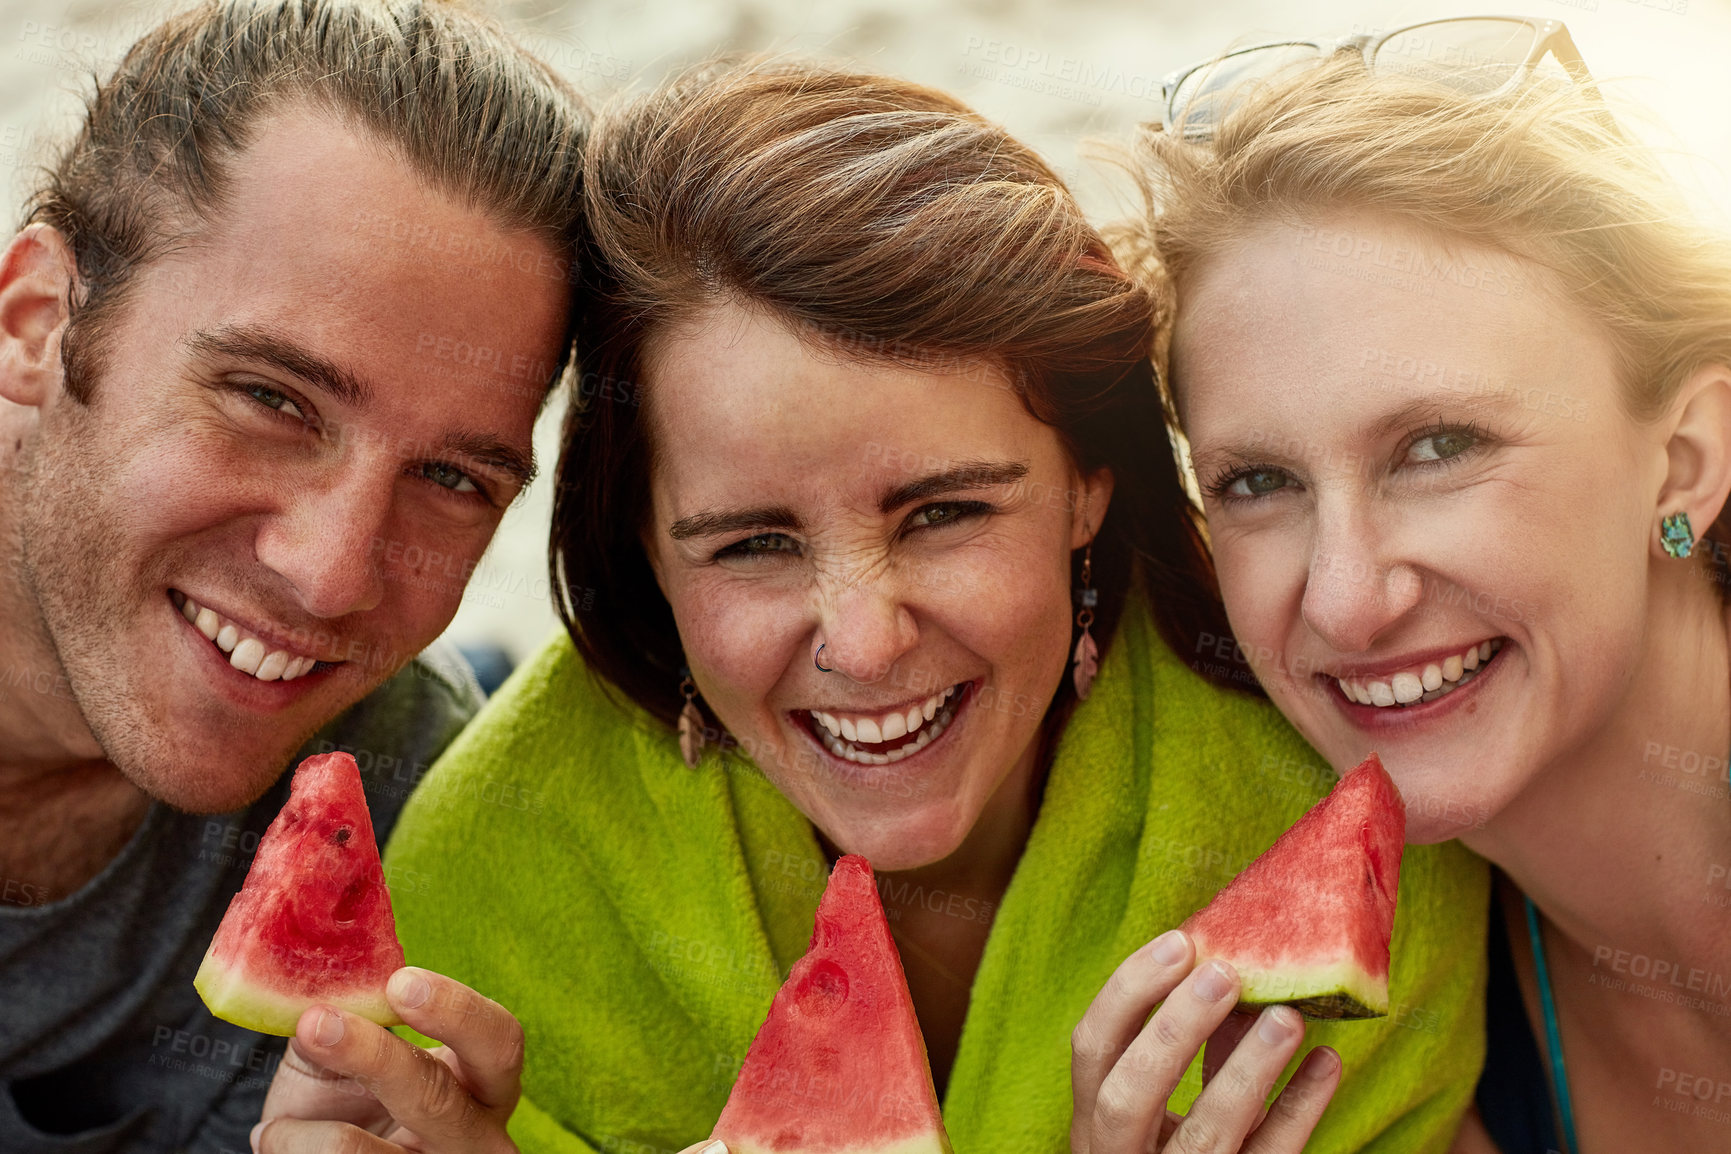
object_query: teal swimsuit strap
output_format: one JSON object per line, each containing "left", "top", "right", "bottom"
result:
{"left": 1525, "top": 894, "right": 1581, "bottom": 1154}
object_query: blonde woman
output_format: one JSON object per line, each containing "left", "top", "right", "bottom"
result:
{"left": 380, "top": 60, "right": 1491, "bottom": 1154}
{"left": 1128, "top": 27, "right": 1731, "bottom": 1154}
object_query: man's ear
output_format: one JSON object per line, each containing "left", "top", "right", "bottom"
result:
{"left": 1655, "top": 363, "right": 1731, "bottom": 559}
{"left": 0, "top": 224, "right": 76, "bottom": 408}
{"left": 1072, "top": 465, "right": 1115, "bottom": 549}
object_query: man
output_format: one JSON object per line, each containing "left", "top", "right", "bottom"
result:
{"left": 0, "top": 1, "right": 584, "bottom": 1149}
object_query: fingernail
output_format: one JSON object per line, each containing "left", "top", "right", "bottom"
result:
{"left": 1257, "top": 1004, "right": 1299, "bottom": 1044}
{"left": 314, "top": 1008, "right": 344, "bottom": 1047}
{"left": 1303, "top": 1045, "right": 1342, "bottom": 1078}
{"left": 1150, "top": 930, "right": 1187, "bottom": 966}
{"left": 1193, "top": 960, "right": 1235, "bottom": 1002}
{"left": 699, "top": 1143, "right": 729, "bottom": 1154}
{"left": 389, "top": 968, "right": 431, "bottom": 1009}
{"left": 249, "top": 1121, "right": 264, "bottom": 1154}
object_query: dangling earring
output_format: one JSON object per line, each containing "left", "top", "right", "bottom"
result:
{"left": 1661, "top": 511, "right": 1696, "bottom": 559}
{"left": 677, "top": 669, "right": 705, "bottom": 768}
{"left": 1072, "top": 544, "right": 1099, "bottom": 701}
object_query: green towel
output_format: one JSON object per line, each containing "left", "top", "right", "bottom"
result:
{"left": 386, "top": 598, "right": 1488, "bottom": 1153}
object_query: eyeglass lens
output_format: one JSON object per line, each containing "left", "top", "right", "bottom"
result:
{"left": 1371, "top": 18, "right": 1540, "bottom": 95}
{"left": 1168, "top": 43, "right": 1324, "bottom": 132}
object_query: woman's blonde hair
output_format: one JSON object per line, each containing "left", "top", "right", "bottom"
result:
{"left": 1118, "top": 55, "right": 1731, "bottom": 569}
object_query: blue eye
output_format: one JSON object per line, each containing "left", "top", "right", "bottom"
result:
{"left": 420, "top": 462, "right": 478, "bottom": 494}
{"left": 246, "top": 383, "right": 307, "bottom": 421}
{"left": 1217, "top": 467, "right": 1294, "bottom": 500}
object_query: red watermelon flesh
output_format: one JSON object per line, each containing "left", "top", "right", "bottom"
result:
{"left": 1180, "top": 752, "right": 1404, "bottom": 1020}
{"left": 194, "top": 751, "right": 404, "bottom": 1035}
{"left": 712, "top": 854, "right": 952, "bottom": 1154}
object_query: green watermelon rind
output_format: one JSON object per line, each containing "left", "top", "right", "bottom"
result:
{"left": 193, "top": 946, "right": 402, "bottom": 1037}
{"left": 720, "top": 1137, "right": 952, "bottom": 1154}
{"left": 1205, "top": 948, "right": 1390, "bottom": 1021}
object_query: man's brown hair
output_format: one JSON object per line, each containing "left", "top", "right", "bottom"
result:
{"left": 553, "top": 58, "right": 1233, "bottom": 729}
{"left": 25, "top": 0, "right": 589, "bottom": 400}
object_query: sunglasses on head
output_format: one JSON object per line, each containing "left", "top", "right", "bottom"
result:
{"left": 1161, "top": 15, "right": 1593, "bottom": 139}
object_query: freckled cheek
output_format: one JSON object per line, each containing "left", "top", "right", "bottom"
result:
{"left": 925, "top": 548, "right": 1071, "bottom": 690}
{"left": 666, "top": 576, "right": 808, "bottom": 724}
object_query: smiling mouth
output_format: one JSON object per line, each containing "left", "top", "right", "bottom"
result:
{"left": 1331, "top": 638, "right": 1505, "bottom": 708}
{"left": 801, "top": 682, "right": 969, "bottom": 765}
{"left": 170, "top": 590, "right": 326, "bottom": 683}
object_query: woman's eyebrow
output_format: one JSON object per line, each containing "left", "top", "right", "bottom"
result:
{"left": 663, "top": 460, "right": 1032, "bottom": 541}
{"left": 879, "top": 459, "right": 1031, "bottom": 513}
{"left": 668, "top": 505, "right": 801, "bottom": 541}
{"left": 1191, "top": 388, "right": 1522, "bottom": 475}
{"left": 1364, "top": 391, "right": 1514, "bottom": 440}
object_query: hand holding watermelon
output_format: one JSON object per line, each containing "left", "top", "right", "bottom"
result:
{"left": 250, "top": 965, "right": 527, "bottom": 1154}
{"left": 1069, "top": 756, "right": 1410, "bottom": 1152}
{"left": 1069, "top": 934, "right": 1340, "bottom": 1154}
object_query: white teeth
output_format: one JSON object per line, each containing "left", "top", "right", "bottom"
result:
{"left": 813, "top": 684, "right": 964, "bottom": 765}
{"left": 1339, "top": 640, "right": 1503, "bottom": 709}
{"left": 1391, "top": 672, "right": 1423, "bottom": 704}
{"left": 229, "top": 637, "right": 265, "bottom": 675}
{"left": 815, "top": 688, "right": 949, "bottom": 751}
{"left": 178, "top": 593, "right": 319, "bottom": 683}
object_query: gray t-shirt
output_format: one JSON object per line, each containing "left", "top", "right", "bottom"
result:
{"left": 0, "top": 644, "right": 486, "bottom": 1154}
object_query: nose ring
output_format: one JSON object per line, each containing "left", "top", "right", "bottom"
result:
{"left": 814, "top": 644, "right": 833, "bottom": 673}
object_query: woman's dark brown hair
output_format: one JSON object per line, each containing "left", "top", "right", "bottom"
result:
{"left": 553, "top": 58, "right": 1235, "bottom": 727}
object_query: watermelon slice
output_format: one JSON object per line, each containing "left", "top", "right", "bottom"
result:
{"left": 712, "top": 854, "right": 953, "bottom": 1154}
{"left": 1179, "top": 752, "right": 1404, "bottom": 1020}
{"left": 194, "top": 751, "right": 405, "bottom": 1035}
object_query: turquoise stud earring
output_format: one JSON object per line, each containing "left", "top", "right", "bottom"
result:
{"left": 1660, "top": 511, "right": 1695, "bottom": 559}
